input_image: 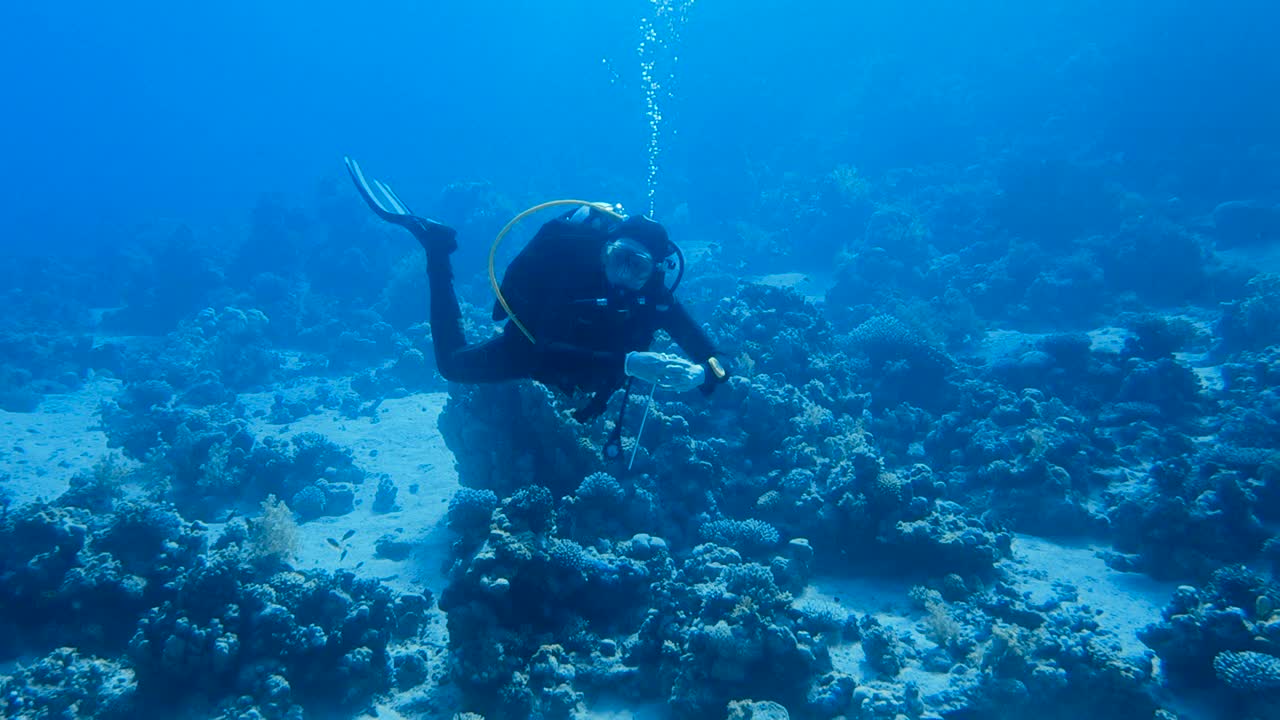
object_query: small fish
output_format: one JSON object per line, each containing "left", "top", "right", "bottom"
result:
{"left": 355, "top": 561, "right": 365, "bottom": 569}
{"left": 340, "top": 549, "right": 349, "bottom": 561}
{"left": 342, "top": 529, "right": 355, "bottom": 542}
{"left": 221, "top": 510, "right": 238, "bottom": 522}
{"left": 326, "top": 538, "right": 341, "bottom": 549}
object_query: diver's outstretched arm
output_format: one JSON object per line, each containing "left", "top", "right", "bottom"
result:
{"left": 343, "top": 156, "right": 456, "bottom": 255}
{"left": 660, "top": 300, "right": 730, "bottom": 394}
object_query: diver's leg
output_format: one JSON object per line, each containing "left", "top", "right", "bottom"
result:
{"left": 425, "top": 247, "right": 531, "bottom": 382}
{"left": 438, "top": 333, "right": 532, "bottom": 383}
{"left": 425, "top": 246, "right": 466, "bottom": 362}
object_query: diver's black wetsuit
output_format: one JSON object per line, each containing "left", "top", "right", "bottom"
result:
{"left": 421, "top": 211, "right": 721, "bottom": 420}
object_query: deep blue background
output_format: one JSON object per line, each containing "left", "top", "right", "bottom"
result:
{"left": 1, "top": 0, "right": 1276, "bottom": 254}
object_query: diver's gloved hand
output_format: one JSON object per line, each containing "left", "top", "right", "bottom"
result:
{"left": 625, "top": 351, "right": 705, "bottom": 392}
{"left": 344, "top": 156, "right": 457, "bottom": 255}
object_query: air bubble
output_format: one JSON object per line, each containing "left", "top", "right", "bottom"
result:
{"left": 638, "top": 0, "right": 697, "bottom": 217}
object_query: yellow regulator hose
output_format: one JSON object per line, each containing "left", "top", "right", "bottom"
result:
{"left": 489, "top": 200, "right": 624, "bottom": 343}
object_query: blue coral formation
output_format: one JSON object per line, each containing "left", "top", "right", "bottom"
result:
{"left": 1214, "top": 650, "right": 1280, "bottom": 693}
{"left": 99, "top": 384, "right": 366, "bottom": 521}
{"left": 0, "top": 484, "right": 429, "bottom": 718}
{"left": 0, "top": 649, "right": 136, "bottom": 719}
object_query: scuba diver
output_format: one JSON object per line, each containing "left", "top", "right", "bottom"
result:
{"left": 343, "top": 157, "right": 729, "bottom": 443}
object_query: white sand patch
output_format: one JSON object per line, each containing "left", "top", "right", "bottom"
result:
{"left": 1003, "top": 533, "right": 1174, "bottom": 660}
{"left": 0, "top": 376, "right": 121, "bottom": 507}
{"left": 749, "top": 272, "right": 832, "bottom": 303}
{"left": 809, "top": 532, "right": 1178, "bottom": 705}
{"left": 240, "top": 388, "right": 460, "bottom": 598}
{"left": 1190, "top": 364, "right": 1224, "bottom": 394}
{"left": 808, "top": 574, "right": 917, "bottom": 619}
{"left": 969, "top": 326, "right": 1136, "bottom": 365}
{"left": 1004, "top": 536, "right": 1219, "bottom": 719}
{"left": 806, "top": 575, "right": 952, "bottom": 698}
{"left": 240, "top": 386, "right": 465, "bottom": 718}
{"left": 1217, "top": 242, "right": 1280, "bottom": 276}
{"left": 1087, "top": 326, "right": 1130, "bottom": 354}
{"left": 968, "top": 328, "right": 1039, "bottom": 363}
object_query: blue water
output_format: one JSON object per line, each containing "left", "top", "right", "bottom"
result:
{"left": 4, "top": 1, "right": 1275, "bottom": 250}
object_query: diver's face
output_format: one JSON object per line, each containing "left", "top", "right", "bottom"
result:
{"left": 604, "top": 238, "right": 655, "bottom": 292}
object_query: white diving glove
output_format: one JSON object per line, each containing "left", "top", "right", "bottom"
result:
{"left": 625, "top": 351, "right": 706, "bottom": 392}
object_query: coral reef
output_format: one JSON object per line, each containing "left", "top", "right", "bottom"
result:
{"left": 0, "top": 483, "right": 429, "bottom": 719}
